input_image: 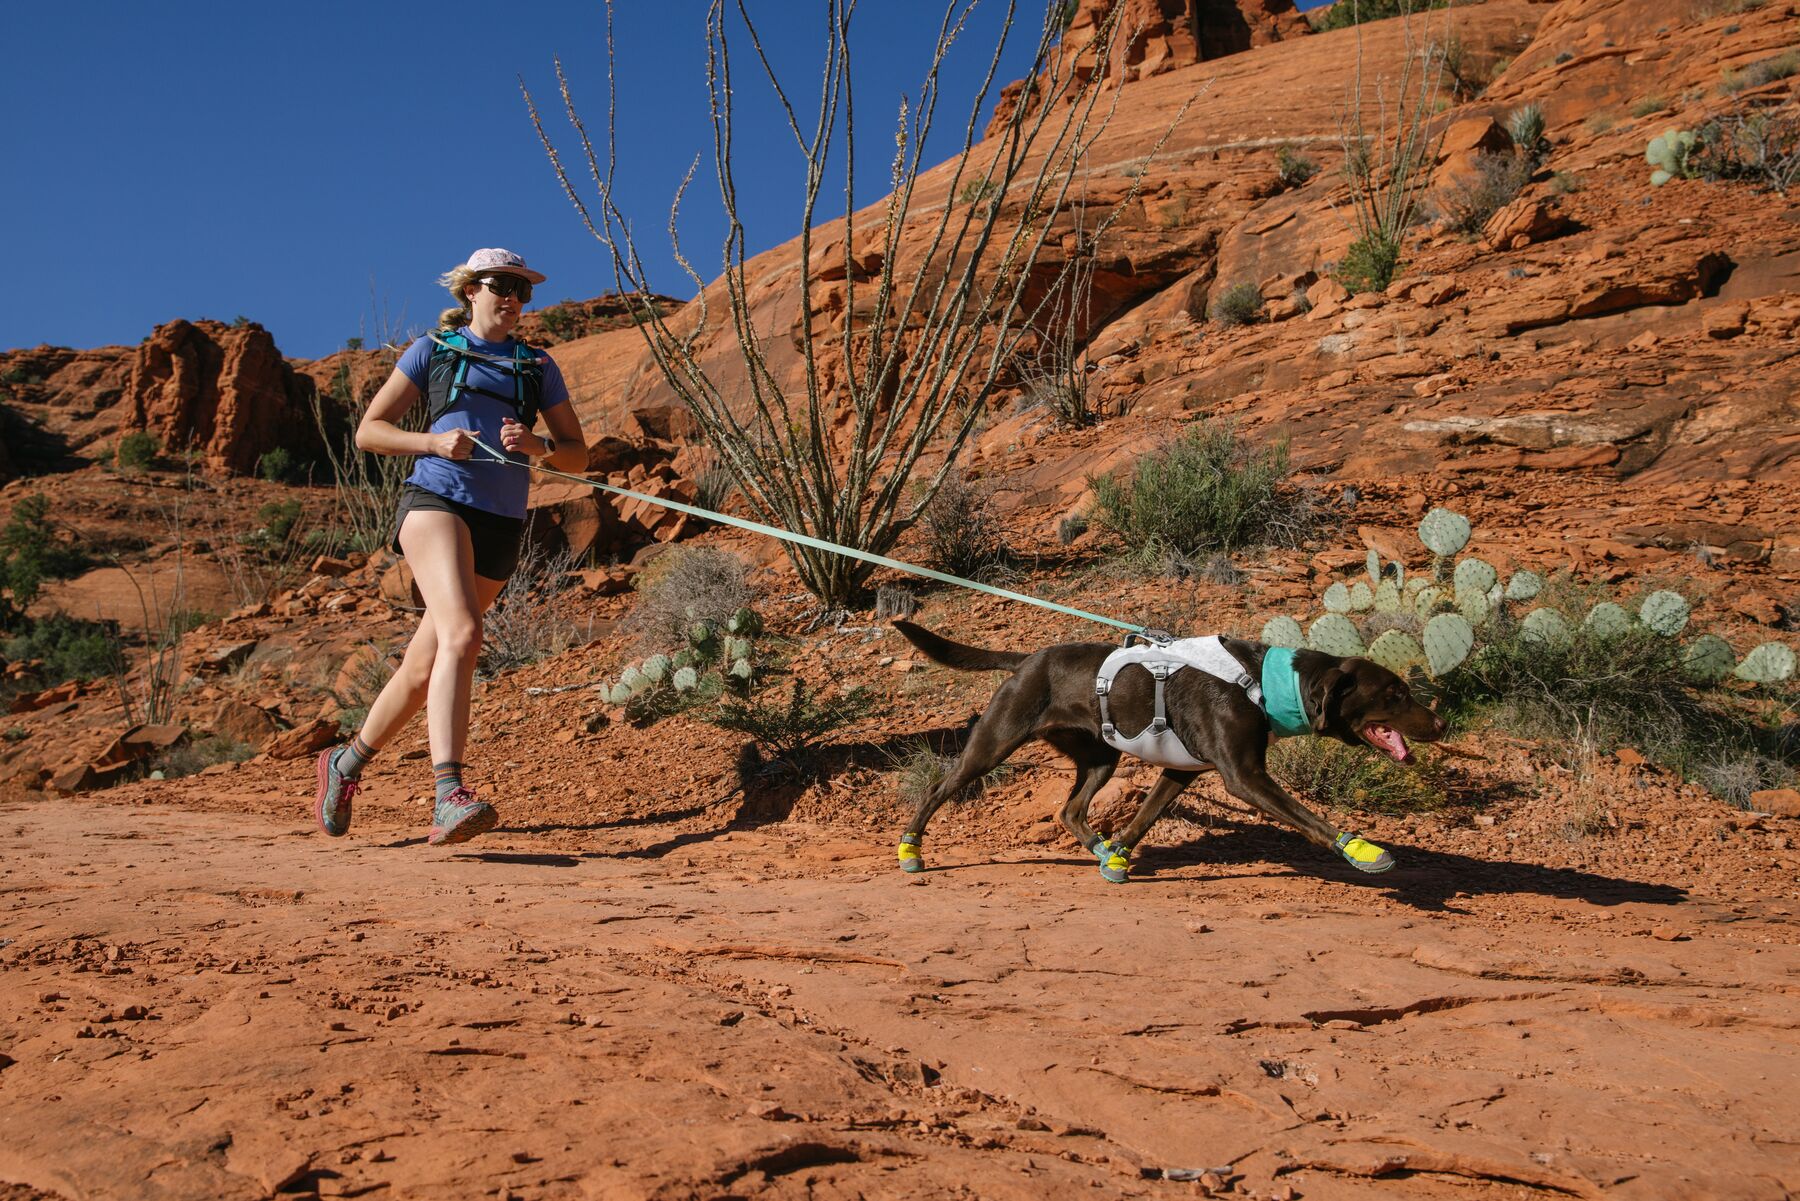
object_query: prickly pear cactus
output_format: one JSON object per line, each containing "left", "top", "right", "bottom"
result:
{"left": 729, "top": 657, "right": 754, "bottom": 681}
{"left": 1735, "top": 641, "right": 1797, "bottom": 684}
{"left": 1308, "top": 613, "right": 1366, "bottom": 657}
{"left": 1374, "top": 579, "right": 1402, "bottom": 614}
{"left": 606, "top": 682, "right": 634, "bottom": 704}
{"left": 1453, "top": 556, "right": 1498, "bottom": 598}
{"left": 1520, "top": 607, "right": 1573, "bottom": 649}
{"left": 1458, "top": 588, "right": 1492, "bottom": 627}
{"left": 1638, "top": 590, "right": 1690, "bottom": 637}
{"left": 727, "top": 607, "right": 763, "bottom": 637}
{"left": 1504, "top": 570, "right": 1543, "bottom": 602}
{"left": 1261, "top": 616, "right": 1306, "bottom": 648}
{"left": 640, "top": 654, "right": 671, "bottom": 683}
{"left": 1646, "top": 128, "right": 1697, "bottom": 186}
{"left": 1367, "top": 629, "right": 1427, "bottom": 675}
{"left": 1681, "top": 634, "right": 1736, "bottom": 683}
{"left": 1419, "top": 507, "right": 1471, "bottom": 559}
{"left": 1581, "top": 602, "right": 1631, "bottom": 640}
{"left": 1415, "top": 585, "right": 1449, "bottom": 620}
{"left": 1423, "top": 613, "right": 1475, "bottom": 676}
{"left": 620, "top": 664, "right": 647, "bottom": 694}
{"left": 1322, "top": 582, "right": 1353, "bottom": 613}
{"left": 1348, "top": 581, "right": 1374, "bottom": 612}
{"left": 672, "top": 666, "right": 699, "bottom": 692}
{"left": 1366, "top": 548, "right": 1381, "bottom": 585}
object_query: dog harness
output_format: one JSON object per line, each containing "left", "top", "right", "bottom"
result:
{"left": 1094, "top": 636, "right": 1312, "bottom": 769}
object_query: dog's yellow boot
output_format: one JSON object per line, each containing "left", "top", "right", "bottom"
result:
{"left": 1094, "top": 839, "right": 1132, "bottom": 884}
{"left": 897, "top": 832, "right": 924, "bottom": 873}
{"left": 1334, "top": 831, "right": 1395, "bottom": 874}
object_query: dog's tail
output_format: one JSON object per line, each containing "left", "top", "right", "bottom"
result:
{"left": 893, "top": 620, "right": 1028, "bottom": 673}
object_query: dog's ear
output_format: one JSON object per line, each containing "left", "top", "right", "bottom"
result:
{"left": 1310, "top": 666, "right": 1353, "bottom": 733}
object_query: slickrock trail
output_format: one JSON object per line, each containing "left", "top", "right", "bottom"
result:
{"left": 3, "top": 795, "right": 1796, "bottom": 1200}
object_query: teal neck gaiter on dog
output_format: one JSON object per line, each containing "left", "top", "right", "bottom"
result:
{"left": 1261, "top": 648, "right": 1312, "bottom": 738}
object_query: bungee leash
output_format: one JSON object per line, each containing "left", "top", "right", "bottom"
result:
{"left": 467, "top": 435, "right": 1146, "bottom": 636}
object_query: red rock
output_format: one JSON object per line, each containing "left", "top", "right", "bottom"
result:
{"left": 1750, "top": 789, "right": 1800, "bottom": 817}
{"left": 46, "top": 763, "right": 100, "bottom": 794}
{"left": 200, "top": 640, "right": 258, "bottom": 674}
{"left": 1482, "top": 197, "right": 1572, "bottom": 250}
{"left": 264, "top": 718, "right": 339, "bottom": 762}
{"left": 309, "top": 555, "right": 354, "bottom": 577}
{"left": 213, "top": 699, "right": 279, "bottom": 749}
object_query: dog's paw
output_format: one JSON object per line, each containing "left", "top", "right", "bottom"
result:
{"left": 897, "top": 834, "right": 925, "bottom": 873}
{"left": 1094, "top": 839, "right": 1132, "bottom": 884}
{"left": 1334, "top": 832, "right": 1394, "bottom": 874}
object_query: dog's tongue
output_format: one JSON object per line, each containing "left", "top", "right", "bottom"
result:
{"left": 1365, "top": 724, "right": 1411, "bottom": 763}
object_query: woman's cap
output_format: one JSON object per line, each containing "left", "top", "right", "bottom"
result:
{"left": 463, "top": 247, "right": 546, "bottom": 284}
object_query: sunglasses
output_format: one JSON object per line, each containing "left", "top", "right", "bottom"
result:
{"left": 476, "top": 275, "right": 532, "bottom": 303}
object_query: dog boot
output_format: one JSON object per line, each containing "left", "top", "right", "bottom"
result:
{"left": 897, "top": 832, "right": 924, "bottom": 873}
{"left": 1334, "top": 831, "right": 1395, "bottom": 873}
{"left": 1094, "top": 839, "right": 1132, "bottom": 884}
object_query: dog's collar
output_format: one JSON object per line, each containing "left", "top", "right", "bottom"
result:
{"left": 1260, "top": 648, "right": 1312, "bottom": 738}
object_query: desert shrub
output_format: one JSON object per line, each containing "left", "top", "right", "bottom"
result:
{"left": 886, "top": 738, "right": 1011, "bottom": 806}
{"left": 479, "top": 542, "right": 595, "bottom": 676}
{"left": 958, "top": 177, "right": 999, "bottom": 207}
{"left": 1721, "top": 50, "right": 1800, "bottom": 94}
{"left": 0, "top": 494, "right": 90, "bottom": 622}
{"left": 1310, "top": 0, "right": 1449, "bottom": 32}
{"left": 1435, "top": 594, "right": 1797, "bottom": 796}
{"left": 1209, "top": 281, "right": 1263, "bottom": 326}
{"left": 709, "top": 677, "right": 879, "bottom": 762}
{"left": 1091, "top": 420, "right": 1315, "bottom": 564}
{"left": 1508, "top": 103, "right": 1549, "bottom": 163}
{"left": 920, "top": 469, "right": 1010, "bottom": 582}
{"left": 693, "top": 463, "right": 736, "bottom": 514}
{"left": 1334, "top": 233, "right": 1403, "bottom": 294}
{"left": 1551, "top": 171, "right": 1585, "bottom": 194}
{"left": 1629, "top": 94, "right": 1670, "bottom": 118}
{"left": 116, "top": 430, "right": 159, "bottom": 472}
{"left": 251, "top": 499, "right": 304, "bottom": 546}
{"left": 1440, "top": 152, "right": 1534, "bottom": 234}
{"left": 256, "top": 447, "right": 306, "bottom": 484}
{"left": 1269, "top": 737, "right": 1447, "bottom": 815}
{"left": 1276, "top": 145, "right": 1319, "bottom": 187}
{"left": 1694, "top": 103, "right": 1800, "bottom": 192}
{"left": 626, "top": 546, "right": 753, "bottom": 653}
{"left": 1, "top": 612, "right": 122, "bottom": 684}
{"left": 148, "top": 735, "right": 256, "bottom": 780}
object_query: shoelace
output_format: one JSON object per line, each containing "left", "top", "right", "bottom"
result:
{"left": 439, "top": 785, "right": 480, "bottom": 810}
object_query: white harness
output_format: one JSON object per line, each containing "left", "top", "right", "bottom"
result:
{"left": 1094, "top": 636, "right": 1263, "bottom": 770}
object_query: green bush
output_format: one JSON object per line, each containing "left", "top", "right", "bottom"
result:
{"left": 116, "top": 430, "right": 159, "bottom": 472}
{"left": 1208, "top": 281, "right": 1263, "bottom": 326}
{"left": 709, "top": 677, "right": 879, "bottom": 762}
{"left": 958, "top": 177, "right": 1000, "bottom": 207}
{"left": 1629, "top": 95, "right": 1670, "bottom": 118}
{"left": 1091, "top": 420, "right": 1312, "bottom": 563}
{"left": 1335, "top": 234, "right": 1403, "bottom": 294}
{"left": 921, "top": 469, "right": 1011, "bottom": 582}
{"left": 2, "top": 612, "right": 123, "bottom": 684}
{"left": 1310, "top": 0, "right": 1448, "bottom": 32}
{"left": 1269, "top": 737, "right": 1447, "bottom": 815}
{"left": 257, "top": 447, "right": 300, "bottom": 484}
{"left": 1276, "top": 145, "right": 1319, "bottom": 187}
{"left": 0, "top": 494, "right": 89, "bottom": 619}
{"left": 254, "top": 499, "right": 304, "bottom": 545}
{"left": 1721, "top": 51, "right": 1800, "bottom": 95}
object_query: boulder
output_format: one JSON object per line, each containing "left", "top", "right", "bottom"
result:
{"left": 265, "top": 717, "right": 339, "bottom": 762}
{"left": 213, "top": 700, "right": 279, "bottom": 749}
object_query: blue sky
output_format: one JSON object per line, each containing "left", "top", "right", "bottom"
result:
{"left": 2, "top": 2, "right": 1069, "bottom": 359}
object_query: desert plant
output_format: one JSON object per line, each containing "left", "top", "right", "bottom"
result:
{"left": 1694, "top": 102, "right": 1800, "bottom": 192}
{"left": 624, "top": 546, "right": 752, "bottom": 653}
{"left": 1440, "top": 152, "right": 1534, "bottom": 234}
{"left": 1629, "top": 94, "right": 1670, "bottom": 118}
{"left": 1209, "top": 281, "right": 1263, "bottom": 326}
{"left": 1091, "top": 420, "right": 1313, "bottom": 565}
{"left": 606, "top": 605, "right": 766, "bottom": 721}
{"left": 1647, "top": 127, "right": 1701, "bottom": 184}
{"left": 1507, "top": 102, "right": 1549, "bottom": 164}
{"left": 958, "top": 177, "right": 1000, "bottom": 207}
{"left": 1013, "top": 202, "right": 1108, "bottom": 429}
{"left": 1276, "top": 144, "right": 1320, "bottom": 186}
{"left": 1333, "top": 5, "right": 1449, "bottom": 291}
{"left": 479, "top": 542, "right": 595, "bottom": 676}
{"left": 116, "top": 430, "right": 159, "bottom": 472}
{"left": 529, "top": 1, "right": 1197, "bottom": 607}
{"left": 709, "top": 676, "right": 879, "bottom": 763}
{"left": 256, "top": 447, "right": 305, "bottom": 484}
{"left": 1, "top": 613, "right": 122, "bottom": 686}
{"left": 1721, "top": 50, "right": 1800, "bottom": 94}
{"left": 1269, "top": 736, "right": 1446, "bottom": 814}
{"left": 0, "top": 494, "right": 90, "bottom": 624}
{"left": 309, "top": 340, "right": 417, "bottom": 555}
{"left": 920, "top": 468, "right": 1011, "bottom": 583}
{"left": 1311, "top": 0, "right": 1449, "bottom": 32}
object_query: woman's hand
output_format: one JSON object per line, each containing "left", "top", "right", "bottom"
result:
{"left": 430, "top": 428, "right": 479, "bottom": 460}
{"left": 499, "top": 417, "right": 547, "bottom": 457}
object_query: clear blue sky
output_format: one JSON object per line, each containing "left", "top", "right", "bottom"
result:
{"left": 2, "top": 2, "right": 1062, "bottom": 360}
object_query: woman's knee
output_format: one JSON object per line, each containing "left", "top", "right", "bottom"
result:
{"left": 434, "top": 617, "right": 483, "bottom": 663}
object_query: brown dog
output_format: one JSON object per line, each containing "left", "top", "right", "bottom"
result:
{"left": 891, "top": 620, "right": 1447, "bottom": 882}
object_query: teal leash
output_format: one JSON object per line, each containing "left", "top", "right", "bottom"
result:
{"left": 468, "top": 436, "right": 1146, "bottom": 636}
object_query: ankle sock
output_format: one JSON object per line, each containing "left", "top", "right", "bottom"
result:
{"left": 433, "top": 761, "right": 465, "bottom": 803}
{"left": 335, "top": 735, "right": 377, "bottom": 779}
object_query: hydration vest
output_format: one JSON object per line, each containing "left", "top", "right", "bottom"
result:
{"left": 425, "top": 330, "right": 545, "bottom": 428}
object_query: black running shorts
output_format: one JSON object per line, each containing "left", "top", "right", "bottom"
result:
{"left": 392, "top": 484, "right": 525, "bottom": 582}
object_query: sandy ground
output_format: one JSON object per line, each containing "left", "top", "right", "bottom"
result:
{"left": 3, "top": 787, "right": 1798, "bottom": 1201}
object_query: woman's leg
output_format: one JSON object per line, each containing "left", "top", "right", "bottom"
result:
{"left": 355, "top": 571, "right": 506, "bottom": 753}
{"left": 396, "top": 510, "right": 491, "bottom": 766}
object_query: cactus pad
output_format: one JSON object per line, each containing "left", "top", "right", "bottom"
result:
{"left": 1374, "top": 579, "right": 1402, "bottom": 614}
{"left": 1453, "top": 556, "right": 1498, "bottom": 597}
{"left": 1414, "top": 585, "right": 1449, "bottom": 620}
{"left": 1419, "top": 507, "right": 1472, "bottom": 558}
{"left": 729, "top": 657, "right": 754, "bottom": 681}
{"left": 1322, "top": 582, "right": 1352, "bottom": 613}
{"left": 1261, "top": 616, "right": 1306, "bottom": 648}
{"left": 1681, "top": 635, "right": 1736, "bottom": 683}
{"left": 1348, "top": 581, "right": 1375, "bottom": 612}
{"left": 1735, "top": 642, "right": 1796, "bottom": 684}
{"left": 1308, "top": 613, "right": 1367, "bottom": 658}
{"left": 606, "top": 682, "right": 634, "bottom": 705}
{"left": 1581, "top": 602, "right": 1631, "bottom": 640}
{"left": 1366, "top": 548, "right": 1381, "bottom": 585}
{"left": 1422, "top": 613, "right": 1475, "bottom": 676}
{"left": 619, "top": 664, "right": 647, "bottom": 693}
{"left": 640, "top": 654, "right": 671, "bottom": 683}
{"left": 672, "top": 666, "right": 699, "bottom": 692}
{"left": 1458, "top": 588, "right": 1492, "bottom": 627}
{"left": 1638, "top": 590, "right": 1690, "bottom": 637}
{"left": 726, "top": 636, "right": 754, "bottom": 662}
{"left": 1520, "top": 607, "right": 1573, "bottom": 649}
{"left": 1367, "top": 629, "right": 1427, "bottom": 675}
{"left": 1504, "top": 570, "right": 1543, "bottom": 602}
{"left": 727, "top": 607, "right": 763, "bottom": 636}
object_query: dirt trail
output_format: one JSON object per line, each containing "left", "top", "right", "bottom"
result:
{"left": 3, "top": 796, "right": 1797, "bottom": 1200}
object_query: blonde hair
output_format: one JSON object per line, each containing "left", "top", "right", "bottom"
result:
{"left": 435, "top": 264, "right": 480, "bottom": 330}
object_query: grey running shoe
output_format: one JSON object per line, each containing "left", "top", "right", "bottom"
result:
{"left": 428, "top": 786, "right": 498, "bottom": 846}
{"left": 314, "top": 747, "right": 359, "bottom": 837}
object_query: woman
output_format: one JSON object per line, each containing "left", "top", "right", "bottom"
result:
{"left": 314, "top": 247, "right": 589, "bottom": 846}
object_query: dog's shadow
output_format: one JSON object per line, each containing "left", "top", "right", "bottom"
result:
{"left": 1129, "top": 818, "right": 1686, "bottom": 912}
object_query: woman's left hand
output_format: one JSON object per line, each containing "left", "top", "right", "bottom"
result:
{"left": 499, "top": 418, "right": 546, "bottom": 457}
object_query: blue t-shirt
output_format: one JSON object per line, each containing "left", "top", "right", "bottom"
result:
{"left": 397, "top": 328, "right": 570, "bottom": 519}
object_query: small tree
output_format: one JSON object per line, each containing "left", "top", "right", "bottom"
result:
{"left": 528, "top": 1, "right": 1193, "bottom": 607}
